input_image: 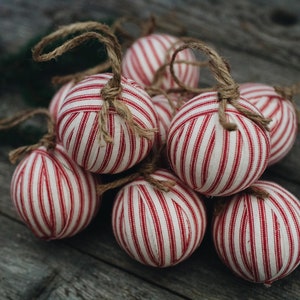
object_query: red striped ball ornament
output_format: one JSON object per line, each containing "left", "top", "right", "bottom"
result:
{"left": 112, "top": 169, "right": 207, "bottom": 267}
{"left": 49, "top": 81, "right": 74, "bottom": 120}
{"left": 122, "top": 33, "right": 199, "bottom": 90}
{"left": 167, "top": 91, "right": 270, "bottom": 196}
{"left": 212, "top": 180, "right": 300, "bottom": 285}
{"left": 10, "top": 144, "right": 100, "bottom": 240}
{"left": 57, "top": 74, "right": 158, "bottom": 174}
{"left": 240, "top": 83, "right": 298, "bottom": 165}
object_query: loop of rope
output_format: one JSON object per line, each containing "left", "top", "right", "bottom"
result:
{"left": 32, "top": 21, "right": 155, "bottom": 143}
{"left": 0, "top": 108, "right": 56, "bottom": 164}
{"left": 32, "top": 21, "right": 115, "bottom": 85}
{"left": 169, "top": 41, "right": 271, "bottom": 131}
{"left": 96, "top": 146, "right": 175, "bottom": 196}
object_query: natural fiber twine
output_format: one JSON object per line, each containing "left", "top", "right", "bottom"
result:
{"left": 169, "top": 40, "right": 272, "bottom": 132}
{"left": 275, "top": 82, "right": 300, "bottom": 126}
{"left": 0, "top": 108, "right": 56, "bottom": 164}
{"left": 32, "top": 21, "right": 156, "bottom": 143}
{"left": 96, "top": 146, "right": 175, "bottom": 195}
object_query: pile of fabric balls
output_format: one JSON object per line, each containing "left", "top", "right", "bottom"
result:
{"left": 4, "top": 19, "right": 300, "bottom": 286}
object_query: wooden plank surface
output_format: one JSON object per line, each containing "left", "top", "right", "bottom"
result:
{"left": 1, "top": 0, "right": 300, "bottom": 299}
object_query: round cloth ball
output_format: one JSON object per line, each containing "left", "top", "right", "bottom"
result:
{"left": 112, "top": 169, "right": 207, "bottom": 267}
{"left": 167, "top": 91, "right": 270, "bottom": 196}
{"left": 10, "top": 144, "right": 100, "bottom": 240}
{"left": 212, "top": 180, "right": 300, "bottom": 285}
{"left": 240, "top": 83, "right": 298, "bottom": 165}
{"left": 49, "top": 81, "right": 74, "bottom": 120}
{"left": 57, "top": 74, "right": 158, "bottom": 174}
{"left": 122, "top": 33, "right": 199, "bottom": 90}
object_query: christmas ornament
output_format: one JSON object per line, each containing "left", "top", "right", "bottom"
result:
{"left": 112, "top": 169, "right": 207, "bottom": 267}
{"left": 57, "top": 74, "right": 158, "bottom": 173}
{"left": 240, "top": 82, "right": 298, "bottom": 165}
{"left": 212, "top": 180, "right": 300, "bottom": 285}
{"left": 11, "top": 144, "right": 100, "bottom": 240}
{"left": 167, "top": 41, "right": 271, "bottom": 196}
{"left": 32, "top": 21, "right": 158, "bottom": 174}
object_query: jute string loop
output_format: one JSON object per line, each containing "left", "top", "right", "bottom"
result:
{"left": 0, "top": 108, "right": 56, "bottom": 164}
{"left": 32, "top": 21, "right": 114, "bottom": 85}
{"left": 32, "top": 21, "right": 155, "bottom": 143}
{"left": 170, "top": 41, "right": 271, "bottom": 131}
{"left": 96, "top": 146, "right": 176, "bottom": 196}
{"left": 148, "top": 37, "right": 209, "bottom": 94}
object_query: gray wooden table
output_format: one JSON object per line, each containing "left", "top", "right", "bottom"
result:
{"left": 1, "top": 1, "right": 300, "bottom": 299}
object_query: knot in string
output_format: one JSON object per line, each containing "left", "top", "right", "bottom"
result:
{"left": 218, "top": 83, "right": 240, "bottom": 102}
{"left": 274, "top": 83, "right": 300, "bottom": 126}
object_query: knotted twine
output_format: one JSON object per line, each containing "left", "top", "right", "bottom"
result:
{"left": 32, "top": 21, "right": 155, "bottom": 143}
{"left": 274, "top": 82, "right": 300, "bottom": 125}
{"left": 96, "top": 146, "right": 176, "bottom": 196}
{"left": 169, "top": 40, "right": 272, "bottom": 131}
{"left": 0, "top": 108, "right": 56, "bottom": 164}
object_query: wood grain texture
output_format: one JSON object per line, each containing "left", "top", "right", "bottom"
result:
{"left": 1, "top": 0, "right": 300, "bottom": 69}
{"left": 0, "top": 215, "right": 185, "bottom": 300}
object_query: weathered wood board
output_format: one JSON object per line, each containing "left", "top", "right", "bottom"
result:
{"left": 1, "top": 0, "right": 300, "bottom": 299}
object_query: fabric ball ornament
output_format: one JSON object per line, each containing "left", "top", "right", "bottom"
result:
{"left": 10, "top": 144, "right": 100, "bottom": 240}
{"left": 212, "top": 180, "right": 300, "bottom": 285}
{"left": 57, "top": 74, "right": 158, "bottom": 174}
{"left": 152, "top": 94, "right": 176, "bottom": 147}
{"left": 240, "top": 83, "right": 298, "bottom": 165}
{"left": 112, "top": 169, "right": 207, "bottom": 267}
{"left": 49, "top": 81, "right": 74, "bottom": 120}
{"left": 167, "top": 91, "right": 270, "bottom": 196}
{"left": 122, "top": 33, "right": 199, "bottom": 90}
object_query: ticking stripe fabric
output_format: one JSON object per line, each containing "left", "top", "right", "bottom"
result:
{"left": 122, "top": 33, "right": 199, "bottom": 90}
{"left": 212, "top": 180, "right": 300, "bottom": 285}
{"left": 57, "top": 74, "right": 158, "bottom": 174}
{"left": 167, "top": 91, "right": 270, "bottom": 196}
{"left": 152, "top": 94, "right": 175, "bottom": 147}
{"left": 240, "top": 83, "right": 298, "bottom": 165}
{"left": 49, "top": 81, "right": 74, "bottom": 120}
{"left": 112, "top": 169, "right": 207, "bottom": 267}
{"left": 10, "top": 144, "right": 100, "bottom": 240}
